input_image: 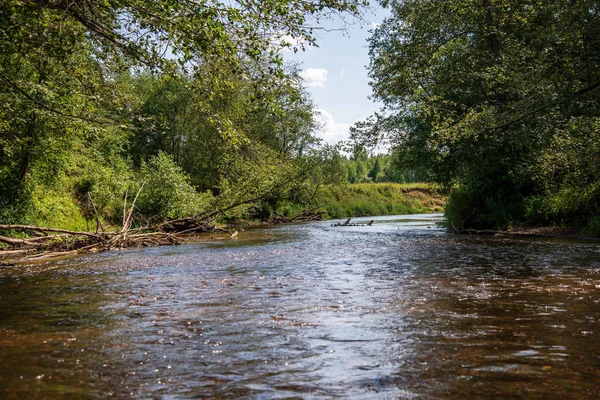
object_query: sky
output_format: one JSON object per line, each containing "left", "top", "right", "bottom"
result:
{"left": 283, "top": 5, "right": 387, "bottom": 146}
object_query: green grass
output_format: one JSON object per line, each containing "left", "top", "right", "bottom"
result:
{"left": 316, "top": 182, "right": 445, "bottom": 219}
{"left": 26, "top": 184, "right": 90, "bottom": 231}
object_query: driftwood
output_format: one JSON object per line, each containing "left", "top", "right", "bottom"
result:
{"left": 0, "top": 222, "right": 207, "bottom": 263}
{"left": 268, "top": 205, "right": 325, "bottom": 224}
{"left": 0, "top": 225, "right": 103, "bottom": 238}
{"left": 331, "top": 218, "right": 352, "bottom": 227}
{"left": 0, "top": 234, "right": 43, "bottom": 247}
{"left": 331, "top": 218, "right": 375, "bottom": 227}
{"left": 0, "top": 186, "right": 211, "bottom": 263}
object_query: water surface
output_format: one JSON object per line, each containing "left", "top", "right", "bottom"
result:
{"left": 1, "top": 214, "right": 599, "bottom": 398}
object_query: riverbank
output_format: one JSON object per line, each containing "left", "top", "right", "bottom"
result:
{"left": 316, "top": 183, "right": 445, "bottom": 219}
{"left": 450, "top": 225, "right": 600, "bottom": 241}
{"left": 0, "top": 183, "right": 445, "bottom": 264}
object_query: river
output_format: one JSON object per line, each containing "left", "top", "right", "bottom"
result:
{"left": 1, "top": 214, "right": 599, "bottom": 398}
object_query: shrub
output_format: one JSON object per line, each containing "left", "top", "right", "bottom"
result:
{"left": 585, "top": 216, "right": 600, "bottom": 237}
{"left": 136, "top": 152, "right": 211, "bottom": 222}
{"left": 445, "top": 186, "right": 525, "bottom": 230}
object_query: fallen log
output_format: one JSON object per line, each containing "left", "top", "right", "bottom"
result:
{"left": 0, "top": 234, "right": 43, "bottom": 247}
{"left": 23, "top": 249, "right": 81, "bottom": 261}
{"left": 0, "top": 225, "right": 104, "bottom": 239}
{"left": 0, "top": 249, "right": 31, "bottom": 256}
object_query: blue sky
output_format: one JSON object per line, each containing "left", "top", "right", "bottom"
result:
{"left": 283, "top": 6, "right": 387, "bottom": 145}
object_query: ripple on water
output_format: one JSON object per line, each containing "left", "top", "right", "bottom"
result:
{"left": 1, "top": 214, "right": 600, "bottom": 398}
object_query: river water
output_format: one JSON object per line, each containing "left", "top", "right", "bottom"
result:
{"left": 1, "top": 214, "right": 599, "bottom": 399}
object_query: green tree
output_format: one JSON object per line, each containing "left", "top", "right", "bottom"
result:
{"left": 360, "top": 0, "right": 600, "bottom": 230}
{"left": 368, "top": 157, "right": 384, "bottom": 182}
{"left": 0, "top": 0, "right": 368, "bottom": 228}
{"left": 137, "top": 152, "right": 211, "bottom": 222}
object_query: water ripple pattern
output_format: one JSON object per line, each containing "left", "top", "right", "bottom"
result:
{"left": 1, "top": 214, "right": 599, "bottom": 398}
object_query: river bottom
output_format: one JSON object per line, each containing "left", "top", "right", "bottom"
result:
{"left": 1, "top": 214, "right": 599, "bottom": 398}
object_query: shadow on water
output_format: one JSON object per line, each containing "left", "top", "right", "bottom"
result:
{"left": 1, "top": 213, "right": 599, "bottom": 398}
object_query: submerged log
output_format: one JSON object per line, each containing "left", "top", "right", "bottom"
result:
{"left": 331, "top": 218, "right": 375, "bottom": 227}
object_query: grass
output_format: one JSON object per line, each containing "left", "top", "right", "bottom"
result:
{"left": 315, "top": 182, "right": 446, "bottom": 219}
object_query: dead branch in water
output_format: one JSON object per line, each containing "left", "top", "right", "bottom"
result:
{"left": 0, "top": 225, "right": 104, "bottom": 238}
{"left": 0, "top": 234, "right": 43, "bottom": 247}
{"left": 0, "top": 219, "right": 214, "bottom": 263}
{"left": 268, "top": 205, "right": 325, "bottom": 224}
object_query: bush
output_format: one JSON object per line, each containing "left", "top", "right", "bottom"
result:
{"left": 585, "top": 216, "right": 600, "bottom": 237}
{"left": 445, "top": 186, "right": 525, "bottom": 230}
{"left": 136, "top": 152, "right": 211, "bottom": 222}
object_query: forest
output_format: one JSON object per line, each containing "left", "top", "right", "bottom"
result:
{"left": 355, "top": 0, "right": 600, "bottom": 235}
{"left": 2, "top": 2, "right": 600, "bottom": 397}
{"left": 0, "top": 0, "right": 370, "bottom": 235}
{"left": 2, "top": 0, "right": 599, "bottom": 239}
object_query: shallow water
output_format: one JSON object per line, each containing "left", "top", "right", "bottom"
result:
{"left": 1, "top": 214, "right": 599, "bottom": 398}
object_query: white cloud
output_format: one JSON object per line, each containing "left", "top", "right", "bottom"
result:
{"left": 339, "top": 69, "right": 346, "bottom": 78}
{"left": 314, "top": 110, "right": 387, "bottom": 152}
{"left": 315, "top": 109, "right": 351, "bottom": 145}
{"left": 299, "top": 68, "right": 328, "bottom": 88}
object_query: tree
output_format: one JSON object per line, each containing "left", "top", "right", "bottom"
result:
{"left": 0, "top": 0, "right": 368, "bottom": 227}
{"left": 368, "top": 157, "right": 384, "bottom": 182}
{"left": 7, "top": 0, "right": 366, "bottom": 71}
{"left": 360, "top": 0, "right": 600, "bottom": 229}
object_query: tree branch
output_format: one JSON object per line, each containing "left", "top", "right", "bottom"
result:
{"left": 0, "top": 69, "right": 122, "bottom": 126}
{"left": 0, "top": 225, "right": 104, "bottom": 239}
{"left": 489, "top": 81, "right": 600, "bottom": 131}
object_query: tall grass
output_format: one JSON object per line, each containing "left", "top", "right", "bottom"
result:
{"left": 316, "top": 183, "right": 445, "bottom": 219}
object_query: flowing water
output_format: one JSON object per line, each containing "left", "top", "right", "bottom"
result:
{"left": 1, "top": 214, "right": 599, "bottom": 399}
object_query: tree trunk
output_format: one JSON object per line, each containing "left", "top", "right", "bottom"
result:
{"left": 18, "top": 120, "right": 36, "bottom": 183}
{"left": 483, "top": 0, "right": 502, "bottom": 59}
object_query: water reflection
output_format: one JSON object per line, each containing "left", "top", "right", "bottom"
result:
{"left": 0, "top": 214, "right": 599, "bottom": 398}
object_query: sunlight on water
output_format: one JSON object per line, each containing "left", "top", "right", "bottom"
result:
{"left": 1, "top": 214, "right": 599, "bottom": 398}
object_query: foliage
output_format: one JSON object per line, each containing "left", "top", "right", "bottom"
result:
{"left": 137, "top": 152, "right": 212, "bottom": 222}
{"left": 359, "top": 0, "right": 600, "bottom": 231}
{"left": 338, "top": 152, "right": 430, "bottom": 184}
{"left": 0, "top": 0, "right": 369, "bottom": 230}
{"left": 316, "top": 183, "right": 444, "bottom": 219}
{"left": 1, "top": 0, "right": 366, "bottom": 74}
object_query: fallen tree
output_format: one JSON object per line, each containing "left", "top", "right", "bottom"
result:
{"left": 0, "top": 198, "right": 321, "bottom": 265}
{"left": 0, "top": 186, "right": 215, "bottom": 263}
{"left": 0, "top": 222, "right": 192, "bottom": 262}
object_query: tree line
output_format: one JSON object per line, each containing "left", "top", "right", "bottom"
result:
{"left": 0, "top": 0, "right": 367, "bottom": 230}
{"left": 337, "top": 150, "right": 429, "bottom": 184}
{"left": 356, "top": 0, "right": 600, "bottom": 234}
